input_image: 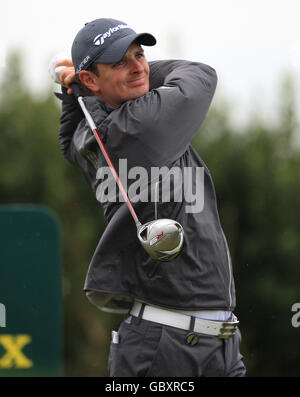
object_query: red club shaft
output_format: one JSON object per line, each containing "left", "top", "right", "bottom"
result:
{"left": 92, "top": 128, "right": 140, "bottom": 225}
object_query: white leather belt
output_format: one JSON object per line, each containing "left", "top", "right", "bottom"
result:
{"left": 130, "top": 302, "right": 239, "bottom": 339}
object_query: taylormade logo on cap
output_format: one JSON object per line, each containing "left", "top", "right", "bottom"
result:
{"left": 93, "top": 24, "right": 131, "bottom": 46}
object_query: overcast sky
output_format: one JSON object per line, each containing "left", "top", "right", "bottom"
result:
{"left": 2, "top": 0, "right": 300, "bottom": 126}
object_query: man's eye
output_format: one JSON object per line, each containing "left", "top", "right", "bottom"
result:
{"left": 136, "top": 52, "right": 144, "bottom": 59}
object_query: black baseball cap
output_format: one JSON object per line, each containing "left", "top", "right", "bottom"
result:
{"left": 72, "top": 18, "right": 156, "bottom": 73}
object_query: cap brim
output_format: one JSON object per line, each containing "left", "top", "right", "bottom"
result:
{"left": 93, "top": 33, "right": 156, "bottom": 64}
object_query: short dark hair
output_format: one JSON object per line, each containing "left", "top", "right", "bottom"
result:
{"left": 86, "top": 62, "right": 100, "bottom": 76}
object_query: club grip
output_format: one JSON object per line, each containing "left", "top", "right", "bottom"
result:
{"left": 71, "top": 83, "right": 82, "bottom": 99}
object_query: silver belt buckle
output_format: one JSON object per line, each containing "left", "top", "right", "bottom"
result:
{"left": 218, "top": 315, "right": 239, "bottom": 339}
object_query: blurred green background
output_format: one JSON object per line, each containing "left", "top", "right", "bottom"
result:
{"left": 0, "top": 52, "right": 299, "bottom": 376}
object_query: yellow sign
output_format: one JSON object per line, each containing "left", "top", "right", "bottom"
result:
{"left": 0, "top": 207, "right": 62, "bottom": 375}
{"left": 0, "top": 335, "right": 33, "bottom": 369}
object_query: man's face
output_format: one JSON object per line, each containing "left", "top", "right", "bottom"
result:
{"left": 84, "top": 43, "right": 150, "bottom": 108}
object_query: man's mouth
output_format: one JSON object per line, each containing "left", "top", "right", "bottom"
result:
{"left": 127, "top": 75, "right": 147, "bottom": 87}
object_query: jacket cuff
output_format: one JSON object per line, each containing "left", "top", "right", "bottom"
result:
{"left": 55, "top": 85, "right": 79, "bottom": 105}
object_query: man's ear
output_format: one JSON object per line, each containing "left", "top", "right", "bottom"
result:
{"left": 79, "top": 70, "right": 100, "bottom": 93}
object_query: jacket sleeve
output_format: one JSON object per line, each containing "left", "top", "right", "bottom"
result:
{"left": 56, "top": 86, "right": 84, "bottom": 163}
{"left": 106, "top": 60, "right": 218, "bottom": 167}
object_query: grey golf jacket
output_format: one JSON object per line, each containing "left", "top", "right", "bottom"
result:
{"left": 57, "top": 60, "right": 236, "bottom": 312}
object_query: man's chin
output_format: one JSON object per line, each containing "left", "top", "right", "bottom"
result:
{"left": 128, "top": 86, "right": 149, "bottom": 100}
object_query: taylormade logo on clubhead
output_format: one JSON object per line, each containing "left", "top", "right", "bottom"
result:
{"left": 138, "top": 219, "right": 184, "bottom": 262}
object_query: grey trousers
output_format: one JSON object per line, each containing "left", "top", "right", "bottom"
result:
{"left": 108, "top": 315, "right": 246, "bottom": 377}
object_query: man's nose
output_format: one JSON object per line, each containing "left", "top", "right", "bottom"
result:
{"left": 130, "top": 58, "right": 143, "bottom": 73}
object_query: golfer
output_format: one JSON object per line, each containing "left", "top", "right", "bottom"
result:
{"left": 56, "top": 18, "right": 246, "bottom": 377}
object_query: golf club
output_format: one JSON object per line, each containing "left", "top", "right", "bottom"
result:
{"left": 49, "top": 56, "right": 184, "bottom": 261}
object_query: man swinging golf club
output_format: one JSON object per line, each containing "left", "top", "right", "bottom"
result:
{"left": 52, "top": 17, "right": 246, "bottom": 376}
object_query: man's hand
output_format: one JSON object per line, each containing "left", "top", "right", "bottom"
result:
{"left": 55, "top": 59, "right": 76, "bottom": 95}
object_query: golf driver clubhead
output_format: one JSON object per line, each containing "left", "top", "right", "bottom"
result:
{"left": 138, "top": 219, "right": 184, "bottom": 261}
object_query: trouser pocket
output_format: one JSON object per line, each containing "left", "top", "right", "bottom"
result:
{"left": 108, "top": 317, "right": 162, "bottom": 377}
